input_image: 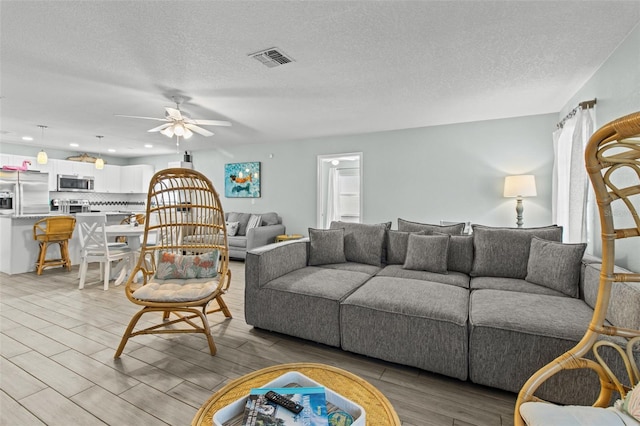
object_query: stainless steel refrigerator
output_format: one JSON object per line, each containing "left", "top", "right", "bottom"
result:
{"left": 0, "top": 170, "right": 50, "bottom": 215}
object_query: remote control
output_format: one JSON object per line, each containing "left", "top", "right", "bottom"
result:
{"left": 264, "top": 390, "right": 304, "bottom": 414}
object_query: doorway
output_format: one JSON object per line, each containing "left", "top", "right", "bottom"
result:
{"left": 316, "top": 152, "right": 363, "bottom": 228}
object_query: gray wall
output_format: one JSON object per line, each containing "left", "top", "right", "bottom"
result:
{"left": 134, "top": 113, "right": 557, "bottom": 237}
{"left": 558, "top": 23, "right": 639, "bottom": 271}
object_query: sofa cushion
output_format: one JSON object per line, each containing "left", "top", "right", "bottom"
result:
{"left": 308, "top": 228, "right": 346, "bottom": 266}
{"left": 470, "top": 225, "right": 563, "bottom": 279}
{"left": 341, "top": 276, "right": 469, "bottom": 380}
{"left": 525, "top": 237, "right": 587, "bottom": 297}
{"left": 227, "top": 235, "right": 247, "bottom": 248}
{"left": 403, "top": 233, "right": 450, "bottom": 274}
{"left": 317, "top": 262, "right": 381, "bottom": 276}
{"left": 260, "top": 212, "right": 279, "bottom": 226}
{"left": 398, "top": 218, "right": 465, "bottom": 235}
{"left": 378, "top": 265, "right": 470, "bottom": 288}
{"left": 448, "top": 235, "right": 474, "bottom": 274}
{"left": 330, "top": 221, "right": 390, "bottom": 267}
{"left": 227, "top": 212, "right": 252, "bottom": 236}
{"left": 247, "top": 214, "right": 262, "bottom": 230}
{"left": 226, "top": 221, "right": 239, "bottom": 236}
{"left": 386, "top": 230, "right": 425, "bottom": 264}
{"left": 471, "top": 276, "right": 569, "bottom": 297}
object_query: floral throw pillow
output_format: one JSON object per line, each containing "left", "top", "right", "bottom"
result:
{"left": 616, "top": 383, "right": 640, "bottom": 422}
{"left": 155, "top": 250, "right": 219, "bottom": 280}
{"left": 226, "top": 221, "right": 239, "bottom": 236}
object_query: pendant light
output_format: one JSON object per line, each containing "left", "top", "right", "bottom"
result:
{"left": 95, "top": 136, "right": 104, "bottom": 169}
{"left": 36, "top": 125, "right": 48, "bottom": 164}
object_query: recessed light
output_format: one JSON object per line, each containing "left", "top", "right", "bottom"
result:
{"left": 144, "top": 144, "right": 153, "bottom": 148}
{"left": 108, "top": 149, "right": 116, "bottom": 153}
{"left": 22, "top": 136, "right": 33, "bottom": 141}
{"left": 70, "top": 143, "right": 79, "bottom": 147}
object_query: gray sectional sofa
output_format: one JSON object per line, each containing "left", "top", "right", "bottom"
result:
{"left": 245, "top": 220, "right": 640, "bottom": 405}
{"left": 225, "top": 211, "right": 285, "bottom": 260}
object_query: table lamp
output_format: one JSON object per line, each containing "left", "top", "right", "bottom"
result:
{"left": 504, "top": 175, "right": 537, "bottom": 228}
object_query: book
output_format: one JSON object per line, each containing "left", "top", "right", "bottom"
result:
{"left": 241, "top": 386, "right": 329, "bottom": 426}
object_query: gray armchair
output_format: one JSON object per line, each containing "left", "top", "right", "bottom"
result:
{"left": 225, "top": 212, "right": 285, "bottom": 259}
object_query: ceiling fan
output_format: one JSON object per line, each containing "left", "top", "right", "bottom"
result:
{"left": 115, "top": 97, "right": 231, "bottom": 139}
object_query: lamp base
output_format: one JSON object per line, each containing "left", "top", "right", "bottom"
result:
{"left": 515, "top": 198, "right": 524, "bottom": 228}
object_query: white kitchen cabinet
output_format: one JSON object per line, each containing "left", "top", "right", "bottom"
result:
{"left": 94, "top": 164, "right": 121, "bottom": 193}
{"left": 120, "top": 164, "right": 154, "bottom": 193}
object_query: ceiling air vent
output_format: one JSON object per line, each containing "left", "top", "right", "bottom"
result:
{"left": 249, "top": 47, "right": 294, "bottom": 68}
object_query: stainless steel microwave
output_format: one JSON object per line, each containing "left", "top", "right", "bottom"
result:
{"left": 57, "top": 174, "right": 95, "bottom": 192}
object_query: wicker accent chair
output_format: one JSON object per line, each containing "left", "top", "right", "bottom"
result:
{"left": 515, "top": 111, "right": 640, "bottom": 425}
{"left": 114, "top": 168, "right": 232, "bottom": 358}
{"left": 33, "top": 216, "right": 76, "bottom": 275}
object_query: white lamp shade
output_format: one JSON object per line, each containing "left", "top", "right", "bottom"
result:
{"left": 36, "top": 150, "right": 48, "bottom": 165}
{"left": 95, "top": 158, "right": 104, "bottom": 170}
{"left": 504, "top": 175, "right": 537, "bottom": 198}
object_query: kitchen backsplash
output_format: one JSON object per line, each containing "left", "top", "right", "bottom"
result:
{"left": 49, "top": 191, "right": 146, "bottom": 211}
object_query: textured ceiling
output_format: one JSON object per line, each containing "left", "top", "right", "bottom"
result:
{"left": 1, "top": 1, "right": 639, "bottom": 157}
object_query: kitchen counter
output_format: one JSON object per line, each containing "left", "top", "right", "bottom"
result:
{"left": 0, "top": 211, "right": 136, "bottom": 275}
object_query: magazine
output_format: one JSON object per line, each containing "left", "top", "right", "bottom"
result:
{"left": 241, "top": 386, "right": 328, "bottom": 426}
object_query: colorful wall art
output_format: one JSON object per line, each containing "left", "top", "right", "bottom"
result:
{"left": 224, "top": 162, "right": 261, "bottom": 198}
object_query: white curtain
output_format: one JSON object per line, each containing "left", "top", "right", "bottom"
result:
{"left": 552, "top": 107, "right": 596, "bottom": 245}
{"left": 324, "top": 167, "right": 341, "bottom": 228}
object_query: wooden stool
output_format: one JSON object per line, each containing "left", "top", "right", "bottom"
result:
{"left": 33, "top": 216, "right": 76, "bottom": 275}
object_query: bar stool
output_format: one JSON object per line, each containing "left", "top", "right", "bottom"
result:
{"left": 33, "top": 216, "right": 76, "bottom": 275}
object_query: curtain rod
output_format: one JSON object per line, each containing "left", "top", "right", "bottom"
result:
{"left": 557, "top": 98, "right": 597, "bottom": 129}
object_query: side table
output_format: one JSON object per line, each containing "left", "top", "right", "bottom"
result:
{"left": 191, "top": 362, "right": 401, "bottom": 425}
{"left": 275, "top": 234, "right": 304, "bottom": 242}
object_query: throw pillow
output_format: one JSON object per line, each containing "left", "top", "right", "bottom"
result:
{"left": 398, "top": 218, "right": 466, "bottom": 235}
{"left": 447, "top": 235, "right": 474, "bottom": 274}
{"left": 247, "top": 214, "right": 262, "bottom": 230}
{"left": 525, "top": 237, "right": 587, "bottom": 297}
{"left": 619, "top": 383, "right": 640, "bottom": 422}
{"left": 470, "top": 224, "right": 563, "bottom": 279}
{"left": 226, "top": 221, "right": 239, "bottom": 236}
{"left": 329, "top": 221, "right": 390, "bottom": 267}
{"left": 403, "top": 233, "right": 450, "bottom": 274}
{"left": 226, "top": 212, "right": 251, "bottom": 236}
{"left": 155, "top": 250, "right": 219, "bottom": 280}
{"left": 260, "top": 212, "right": 279, "bottom": 226}
{"left": 308, "top": 228, "right": 347, "bottom": 266}
{"left": 386, "top": 230, "right": 426, "bottom": 264}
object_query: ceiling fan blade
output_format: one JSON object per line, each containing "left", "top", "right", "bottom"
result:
{"left": 165, "top": 107, "right": 183, "bottom": 121}
{"left": 147, "top": 123, "right": 172, "bottom": 132}
{"left": 190, "top": 119, "right": 232, "bottom": 127}
{"left": 185, "top": 123, "right": 214, "bottom": 137}
{"left": 115, "top": 114, "right": 169, "bottom": 122}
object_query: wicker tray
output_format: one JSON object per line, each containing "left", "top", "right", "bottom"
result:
{"left": 214, "top": 371, "right": 365, "bottom": 426}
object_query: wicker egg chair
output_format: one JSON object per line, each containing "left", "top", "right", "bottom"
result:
{"left": 114, "top": 168, "right": 232, "bottom": 358}
{"left": 515, "top": 111, "right": 640, "bottom": 424}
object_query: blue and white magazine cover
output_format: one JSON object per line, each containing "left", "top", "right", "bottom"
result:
{"left": 242, "top": 387, "right": 328, "bottom": 426}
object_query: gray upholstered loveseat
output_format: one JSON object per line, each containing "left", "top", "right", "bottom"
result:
{"left": 245, "top": 219, "right": 640, "bottom": 405}
{"left": 225, "top": 211, "right": 285, "bottom": 260}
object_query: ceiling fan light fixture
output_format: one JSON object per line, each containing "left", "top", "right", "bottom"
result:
{"left": 183, "top": 127, "right": 193, "bottom": 139}
{"left": 173, "top": 123, "right": 185, "bottom": 136}
{"left": 160, "top": 127, "right": 174, "bottom": 138}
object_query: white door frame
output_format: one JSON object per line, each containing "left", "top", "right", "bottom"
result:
{"left": 316, "top": 152, "right": 363, "bottom": 228}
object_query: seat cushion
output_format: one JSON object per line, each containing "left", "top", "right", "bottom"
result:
{"left": 470, "top": 276, "right": 568, "bottom": 297}
{"left": 341, "top": 276, "right": 469, "bottom": 380}
{"left": 132, "top": 278, "right": 219, "bottom": 302}
{"left": 520, "top": 402, "right": 632, "bottom": 426}
{"left": 227, "top": 236, "right": 247, "bottom": 248}
{"left": 377, "top": 265, "right": 469, "bottom": 288}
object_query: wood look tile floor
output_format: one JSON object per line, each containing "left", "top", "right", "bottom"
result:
{"left": 1, "top": 261, "right": 516, "bottom": 426}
